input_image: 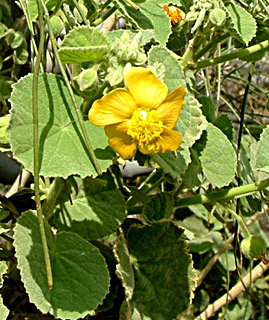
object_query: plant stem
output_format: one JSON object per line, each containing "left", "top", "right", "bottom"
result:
{"left": 91, "top": 6, "right": 118, "bottom": 27}
{"left": 42, "top": 177, "right": 65, "bottom": 220}
{"left": 222, "top": 205, "right": 251, "bottom": 238}
{"left": 193, "top": 32, "right": 230, "bottom": 61}
{"left": 195, "top": 262, "right": 269, "bottom": 320}
{"left": 128, "top": 178, "right": 269, "bottom": 215}
{"left": 33, "top": 0, "right": 53, "bottom": 289}
{"left": 42, "top": 1, "right": 102, "bottom": 175}
{"left": 174, "top": 178, "right": 269, "bottom": 208}
{"left": 193, "top": 40, "right": 269, "bottom": 69}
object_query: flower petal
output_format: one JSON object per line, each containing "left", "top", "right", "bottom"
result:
{"left": 124, "top": 67, "right": 168, "bottom": 109}
{"left": 88, "top": 89, "right": 137, "bottom": 126}
{"left": 157, "top": 85, "right": 186, "bottom": 129}
{"left": 138, "top": 128, "right": 182, "bottom": 154}
{"left": 105, "top": 123, "right": 137, "bottom": 160}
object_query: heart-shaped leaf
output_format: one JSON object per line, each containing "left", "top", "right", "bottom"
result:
{"left": 14, "top": 210, "right": 110, "bottom": 319}
{"left": 8, "top": 73, "right": 113, "bottom": 178}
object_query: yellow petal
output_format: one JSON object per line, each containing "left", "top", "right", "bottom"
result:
{"left": 88, "top": 89, "right": 137, "bottom": 126}
{"left": 138, "top": 128, "right": 182, "bottom": 154}
{"left": 105, "top": 123, "right": 137, "bottom": 160}
{"left": 124, "top": 67, "right": 168, "bottom": 109}
{"left": 157, "top": 85, "right": 186, "bottom": 129}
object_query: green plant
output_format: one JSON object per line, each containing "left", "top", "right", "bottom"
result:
{"left": 0, "top": 0, "right": 268, "bottom": 319}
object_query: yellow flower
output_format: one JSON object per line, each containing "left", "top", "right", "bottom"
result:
{"left": 163, "top": 5, "right": 183, "bottom": 25}
{"left": 88, "top": 67, "right": 186, "bottom": 160}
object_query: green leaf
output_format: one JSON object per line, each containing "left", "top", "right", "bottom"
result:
{"left": 54, "top": 174, "right": 126, "bottom": 240}
{"left": 0, "top": 261, "right": 8, "bottom": 287}
{"left": 214, "top": 114, "right": 233, "bottom": 141}
{"left": 148, "top": 46, "right": 185, "bottom": 91}
{"left": 0, "top": 296, "right": 9, "bottom": 320}
{"left": 14, "top": 210, "right": 110, "bottom": 319}
{"left": 8, "top": 73, "right": 113, "bottom": 178}
{"left": 113, "top": 234, "right": 135, "bottom": 301}
{"left": 127, "top": 222, "right": 196, "bottom": 319}
{"left": 200, "top": 124, "right": 236, "bottom": 188}
{"left": 252, "top": 125, "right": 269, "bottom": 173}
{"left": 225, "top": 2, "right": 257, "bottom": 45}
{"left": 116, "top": 0, "right": 171, "bottom": 45}
{"left": 143, "top": 192, "right": 174, "bottom": 222}
{"left": 198, "top": 96, "right": 216, "bottom": 123}
{"left": 152, "top": 145, "right": 191, "bottom": 179}
{"left": 178, "top": 94, "right": 208, "bottom": 148}
{"left": 59, "top": 26, "right": 110, "bottom": 63}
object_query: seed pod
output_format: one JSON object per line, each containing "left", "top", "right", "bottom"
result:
{"left": 241, "top": 236, "right": 267, "bottom": 260}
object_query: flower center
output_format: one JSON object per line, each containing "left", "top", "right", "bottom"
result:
{"left": 127, "top": 108, "right": 163, "bottom": 145}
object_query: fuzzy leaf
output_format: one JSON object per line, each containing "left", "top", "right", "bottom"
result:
{"left": 0, "top": 296, "right": 9, "bottom": 320}
{"left": 115, "top": 0, "right": 172, "bottom": 45}
{"left": 148, "top": 46, "right": 185, "bottom": 91}
{"left": 54, "top": 174, "right": 126, "bottom": 240}
{"left": 214, "top": 114, "right": 233, "bottom": 141}
{"left": 152, "top": 145, "right": 191, "bottom": 179}
{"left": 59, "top": 26, "right": 110, "bottom": 63}
{"left": 127, "top": 222, "right": 196, "bottom": 319}
{"left": 225, "top": 2, "right": 257, "bottom": 45}
{"left": 113, "top": 234, "right": 135, "bottom": 302}
{"left": 8, "top": 73, "right": 113, "bottom": 178}
{"left": 200, "top": 123, "right": 236, "bottom": 187}
{"left": 252, "top": 125, "right": 269, "bottom": 173}
{"left": 143, "top": 192, "right": 174, "bottom": 222}
{"left": 13, "top": 210, "right": 110, "bottom": 319}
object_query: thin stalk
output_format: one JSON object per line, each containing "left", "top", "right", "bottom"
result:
{"left": 42, "top": 177, "right": 65, "bottom": 219}
{"left": 258, "top": 0, "right": 269, "bottom": 15}
{"left": 128, "top": 178, "right": 269, "bottom": 215}
{"left": 193, "top": 40, "right": 269, "bottom": 70}
{"left": 174, "top": 178, "right": 269, "bottom": 208}
{"left": 91, "top": 6, "right": 118, "bottom": 27}
{"left": 193, "top": 32, "right": 230, "bottom": 61}
{"left": 222, "top": 205, "right": 251, "bottom": 238}
{"left": 33, "top": 0, "right": 53, "bottom": 289}
{"left": 216, "top": 43, "right": 221, "bottom": 113}
{"left": 42, "top": 1, "right": 102, "bottom": 175}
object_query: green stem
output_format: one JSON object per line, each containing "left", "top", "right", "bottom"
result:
{"left": 33, "top": 0, "right": 53, "bottom": 289}
{"left": 175, "top": 179, "right": 269, "bottom": 208}
{"left": 18, "top": 0, "right": 41, "bottom": 71}
{"left": 193, "top": 32, "right": 230, "bottom": 61}
{"left": 42, "top": 177, "right": 65, "bottom": 220}
{"left": 222, "top": 205, "right": 251, "bottom": 239}
{"left": 236, "top": 63, "right": 254, "bottom": 185}
{"left": 193, "top": 40, "right": 269, "bottom": 70}
{"left": 42, "top": 1, "right": 102, "bottom": 175}
{"left": 91, "top": 6, "right": 118, "bottom": 27}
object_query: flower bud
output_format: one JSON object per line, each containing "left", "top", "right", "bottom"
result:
{"left": 185, "top": 11, "right": 199, "bottom": 22}
{"left": 209, "top": 8, "right": 226, "bottom": 26}
{"left": 49, "top": 15, "right": 64, "bottom": 37}
{"left": 76, "top": 68, "right": 97, "bottom": 91}
{"left": 241, "top": 236, "right": 267, "bottom": 260}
